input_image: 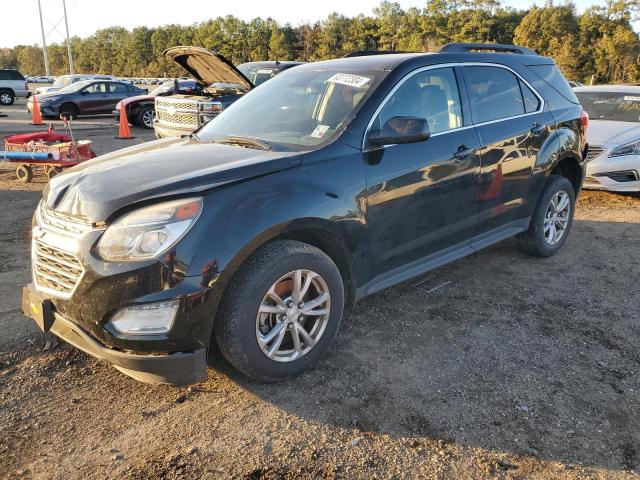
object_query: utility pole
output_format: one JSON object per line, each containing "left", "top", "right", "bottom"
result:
{"left": 62, "top": 0, "right": 74, "bottom": 74}
{"left": 37, "top": 0, "right": 50, "bottom": 76}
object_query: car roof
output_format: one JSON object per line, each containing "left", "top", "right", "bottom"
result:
{"left": 294, "top": 51, "right": 551, "bottom": 72}
{"left": 573, "top": 85, "right": 640, "bottom": 93}
{"left": 239, "top": 61, "right": 306, "bottom": 69}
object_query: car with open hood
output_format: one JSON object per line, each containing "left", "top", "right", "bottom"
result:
{"left": 574, "top": 85, "right": 640, "bottom": 191}
{"left": 153, "top": 47, "right": 304, "bottom": 138}
{"left": 23, "top": 43, "right": 587, "bottom": 386}
{"left": 153, "top": 47, "right": 253, "bottom": 138}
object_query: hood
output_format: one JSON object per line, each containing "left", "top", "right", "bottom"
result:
{"left": 118, "top": 94, "right": 154, "bottom": 108}
{"left": 164, "top": 46, "right": 253, "bottom": 91}
{"left": 587, "top": 120, "right": 640, "bottom": 147}
{"left": 36, "top": 86, "right": 59, "bottom": 94}
{"left": 44, "top": 137, "right": 301, "bottom": 223}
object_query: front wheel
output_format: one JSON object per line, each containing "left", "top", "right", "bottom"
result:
{"left": 214, "top": 240, "right": 345, "bottom": 381}
{"left": 0, "top": 91, "right": 14, "bottom": 106}
{"left": 137, "top": 106, "right": 155, "bottom": 129}
{"left": 517, "top": 175, "right": 575, "bottom": 257}
{"left": 59, "top": 103, "right": 78, "bottom": 120}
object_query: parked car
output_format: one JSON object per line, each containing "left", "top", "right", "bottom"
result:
{"left": 35, "top": 74, "right": 116, "bottom": 95}
{"left": 0, "top": 68, "right": 29, "bottom": 105}
{"left": 154, "top": 47, "right": 304, "bottom": 138}
{"left": 574, "top": 85, "right": 640, "bottom": 191}
{"left": 568, "top": 81, "right": 584, "bottom": 88}
{"left": 113, "top": 79, "right": 202, "bottom": 128}
{"left": 27, "top": 79, "right": 147, "bottom": 119}
{"left": 237, "top": 60, "right": 305, "bottom": 86}
{"left": 22, "top": 43, "right": 587, "bottom": 385}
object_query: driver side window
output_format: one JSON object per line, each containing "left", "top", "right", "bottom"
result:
{"left": 83, "top": 82, "right": 106, "bottom": 94}
{"left": 373, "top": 67, "right": 463, "bottom": 135}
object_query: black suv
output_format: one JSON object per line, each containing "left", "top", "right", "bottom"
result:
{"left": 23, "top": 44, "right": 588, "bottom": 385}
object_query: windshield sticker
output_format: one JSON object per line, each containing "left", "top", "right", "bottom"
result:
{"left": 623, "top": 96, "right": 640, "bottom": 102}
{"left": 328, "top": 73, "right": 371, "bottom": 88}
{"left": 311, "top": 125, "right": 330, "bottom": 138}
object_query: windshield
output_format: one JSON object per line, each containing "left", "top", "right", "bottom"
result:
{"left": 238, "top": 65, "right": 280, "bottom": 86}
{"left": 52, "top": 76, "right": 73, "bottom": 89}
{"left": 576, "top": 91, "right": 640, "bottom": 122}
{"left": 59, "top": 80, "right": 92, "bottom": 93}
{"left": 198, "top": 68, "right": 385, "bottom": 151}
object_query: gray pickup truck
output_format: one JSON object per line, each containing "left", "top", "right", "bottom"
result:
{"left": 0, "top": 69, "right": 29, "bottom": 105}
{"left": 154, "top": 47, "right": 303, "bottom": 138}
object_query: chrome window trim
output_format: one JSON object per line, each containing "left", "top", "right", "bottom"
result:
{"left": 362, "top": 62, "right": 545, "bottom": 151}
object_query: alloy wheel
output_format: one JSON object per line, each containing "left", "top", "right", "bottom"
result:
{"left": 0, "top": 93, "right": 11, "bottom": 105}
{"left": 142, "top": 109, "right": 155, "bottom": 128}
{"left": 256, "top": 269, "right": 331, "bottom": 362}
{"left": 543, "top": 190, "right": 570, "bottom": 245}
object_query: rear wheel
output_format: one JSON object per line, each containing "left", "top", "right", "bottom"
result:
{"left": 0, "top": 90, "right": 14, "bottom": 106}
{"left": 517, "top": 175, "right": 575, "bottom": 257}
{"left": 137, "top": 106, "right": 155, "bottom": 129}
{"left": 16, "top": 165, "right": 33, "bottom": 183}
{"left": 59, "top": 103, "right": 78, "bottom": 120}
{"left": 215, "top": 240, "right": 344, "bottom": 381}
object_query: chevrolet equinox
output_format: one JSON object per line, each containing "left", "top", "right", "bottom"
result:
{"left": 23, "top": 43, "right": 588, "bottom": 385}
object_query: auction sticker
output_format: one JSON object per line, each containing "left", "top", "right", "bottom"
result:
{"left": 311, "top": 125, "right": 330, "bottom": 138}
{"left": 328, "top": 73, "right": 371, "bottom": 88}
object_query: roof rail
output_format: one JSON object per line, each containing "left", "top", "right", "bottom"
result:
{"left": 439, "top": 43, "right": 538, "bottom": 56}
{"left": 342, "top": 50, "right": 409, "bottom": 58}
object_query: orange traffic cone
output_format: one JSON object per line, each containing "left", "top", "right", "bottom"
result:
{"left": 116, "top": 103, "right": 134, "bottom": 139}
{"left": 31, "top": 95, "right": 43, "bottom": 126}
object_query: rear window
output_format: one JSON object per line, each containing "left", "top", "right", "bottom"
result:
{"left": 0, "top": 69, "right": 25, "bottom": 81}
{"left": 463, "top": 66, "right": 526, "bottom": 123}
{"left": 574, "top": 91, "right": 640, "bottom": 122}
{"left": 527, "top": 64, "right": 579, "bottom": 104}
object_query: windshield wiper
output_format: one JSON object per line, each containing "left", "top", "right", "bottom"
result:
{"left": 213, "top": 136, "right": 272, "bottom": 151}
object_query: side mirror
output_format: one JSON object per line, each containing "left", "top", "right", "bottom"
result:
{"left": 80, "top": 90, "right": 88, "bottom": 95}
{"left": 368, "top": 116, "right": 430, "bottom": 147}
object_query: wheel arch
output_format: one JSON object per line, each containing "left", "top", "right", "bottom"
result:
{"left": 550, "top": 153, "right": 583, "bottom": 196}
{"left": 0, "top": 87, "right": 15, "bottom": 95}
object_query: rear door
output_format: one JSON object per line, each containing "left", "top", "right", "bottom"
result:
{"left": 460, "top": 65, "right": 555, "bottom": 246}
{"left": 106, "top": 83, "right": 132, "bottom": 112}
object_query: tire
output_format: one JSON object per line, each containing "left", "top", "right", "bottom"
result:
{"left": 16, "top": 165, "right": 33, "bottom": 183}
{"left": 214, "top": 240, "right": 345, "bottom": 381}
{"left": 59, "top": 103, "right": 78, "bottom": 120}
{"left": 136, "top": 106, "right": 155, "bottom": 129}
{"left": 47, "top": 167, "right": 62, "bottom": 180}
{"left": 0, "top": 90, "right": 14, "bottom": 106}
{"left": 517, "top": 175, "right": 575, "bottom": 257}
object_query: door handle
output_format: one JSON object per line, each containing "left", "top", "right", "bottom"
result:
{"left": 531, "top": 122, "right": 546, "bottom": 135}
{"left": 453, "top": 145, "right": 476, "bottom": 159}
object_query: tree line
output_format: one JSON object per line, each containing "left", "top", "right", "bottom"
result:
{"left": 1, "top": 0, "right": 639, "bottom": 84}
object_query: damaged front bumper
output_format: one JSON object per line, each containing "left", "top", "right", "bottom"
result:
{"left": 23, "top": 283, "right": 208, "bottom": 385}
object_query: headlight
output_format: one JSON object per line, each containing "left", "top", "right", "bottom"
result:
{"left": 97, "top": 198, "right": 202, "bottom": 262}
{"left": 115, "top": 101, "right": 122, "bottom": 111}
{"left": 610, "top": 141, "right": 640, "bottom": 157}
{"left": 199, "top": 102, "right": 222, "bottom": 113}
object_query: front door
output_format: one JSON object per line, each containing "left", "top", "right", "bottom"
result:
{"left": 79, "top": 82, "right": 111, "bottom": 114}
{"left": 364, "top": 67, "right": 481, "bottom": 280}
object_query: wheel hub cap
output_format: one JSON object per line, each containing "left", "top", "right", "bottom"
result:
{"left": 256, "top": 269, "right": 331, "bottom": 362}
{"left": 543, "top": 190, "right": 570, "bottom": 245}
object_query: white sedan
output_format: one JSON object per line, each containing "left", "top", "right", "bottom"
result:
{"left": 574, "top": 85, "right": 640, "bottom": 192}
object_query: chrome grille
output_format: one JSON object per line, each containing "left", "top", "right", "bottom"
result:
{"left": 156, "top": 109, "right": 198, "bottom": 126}
{"left": 33, "top": 241, "right": 83, "bottom": 297}
{"left": 39, "top": 204, "right": 92, "bottom": 236}
{"left": 156, "top": 98, "right": 198, "bottom": 111}
{"left": 586, "top": 145, "right": 605, "bottom": 162}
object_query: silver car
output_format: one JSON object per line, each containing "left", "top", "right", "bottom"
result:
{"left": 574, "top": 85, "right": 640, "bottom": 192}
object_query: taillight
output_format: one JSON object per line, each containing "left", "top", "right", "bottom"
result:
{"left": 581, "top": 110, "right": 589, "bottom": 129}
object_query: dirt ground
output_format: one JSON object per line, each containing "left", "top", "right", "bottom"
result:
{"left": 0, "top": 107, "right": 639, "bottom": 478}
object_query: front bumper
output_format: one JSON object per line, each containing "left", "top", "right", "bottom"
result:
{"left": 585, "top": 153, "right": 640, "bottom": 192}
{"left": 22, "top": 283, "right": 207, "bottom": 385}
{"left": 153, "top": 120, "right": 195, "bottom": 139}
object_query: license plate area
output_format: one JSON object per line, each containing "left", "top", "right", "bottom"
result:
{"left": 22, "top": 284, "right": 55, "bottom": 332}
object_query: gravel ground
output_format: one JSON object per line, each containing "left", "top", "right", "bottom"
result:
{"left": 0, "top": 108, "right": 639, "bottom": 478}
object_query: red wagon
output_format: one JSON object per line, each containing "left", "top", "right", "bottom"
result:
{"left": 2, "top": 129, "right": 96, "bottom": 182}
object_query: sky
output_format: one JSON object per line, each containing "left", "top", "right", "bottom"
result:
{"left": 0, "top": 0, "right": 614, "bottom": 48}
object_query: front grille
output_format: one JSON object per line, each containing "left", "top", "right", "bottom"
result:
{"left": 156, "top": 98, "right": 197, "bottom": 111}
{"left": 33, "top": 241, "right": 83, "bottom": 297}
{"left": 156, "top": 109, "right": 198, "bottom": 126}
{"left": 39, "top": 204, "right": 92, "bottom": 236}
{"left": 586, "top": 145, "right": 605, "bottom": 162}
